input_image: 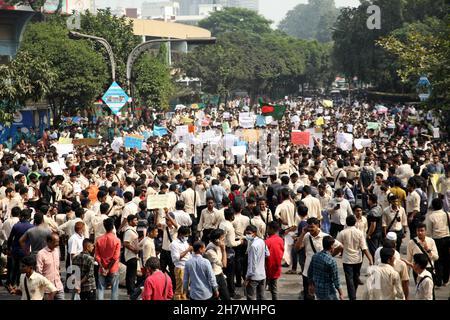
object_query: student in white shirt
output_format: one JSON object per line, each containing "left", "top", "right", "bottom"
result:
{"left": 67, "top": 221, "right": 85, "bottom": 265}
{"left": 169, "top": 226, "right": 193, "bottom": 300}
{"left": 412, "top": 253, "right": 434, "bottom": 300}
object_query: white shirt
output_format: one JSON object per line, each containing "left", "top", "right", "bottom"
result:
{"left": 68, "top": 233, "right": 84, "bottom": 264}
{"left": 123, "top": 226, "right": 139, "bottom": 262}
{"left": 180, "top": 188, "right": 200, "bottom": 217}
{"left": 328, "top": 198, "right": 353, "bottom": 225}
{"left": 169, "top": 238, "right": 191, "bottom": 268}
{"left": 302, "top": 195, "right": 322, "bottom": 220}
{"left": 19, "top": 272, "right": 57, "bottom": 300}
{"left": 274, "top": 200, "right": 296, "bottom": 228}
{"left": 302, "top": 231, "right": 342, "bottom": 277}
{"left": 337, "top": 226, "right": 367, "bottom": 264}
{"left": 173, "top": 210, "right": 192, "bottom": 227}
{"left": 139, "top": 237, "right": 156, "bottom": 264}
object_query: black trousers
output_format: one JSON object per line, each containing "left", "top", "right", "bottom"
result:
{"left": 10, "top": 256, "right": 21, "bottom": 287}
{"left": 223, "top": 248, "right": 236, "bottom": 296}
{"left": 302, "top": 275, "right": 315, "bottom": 300}
{"left": 235, "top": 244, "right": 247, "bottom": 287}
{"left": 434, "top": 237, "right": 450, "bottom": 286}
{"left": 125, "top": 258, "right": 138, "bottom": 295}
{"left": 80, "top": 289, "right": 97, "bottom": 300}
{"left": 189, "top": 213, "right": 198, "bottom": 242}
{"left": 367, "top": 235, "right": 382, "bottom": 259}
{"left": 330, "top": 223, "right": 344, "bottom": 239}
{"left": 216, "top": 273, "right": 230, "bottom": 300}
{"left": 160, "top": 249, "right": 175, "bottom": 292}
{"left": 343, "top": 263, "right": 362, "bottom": 300}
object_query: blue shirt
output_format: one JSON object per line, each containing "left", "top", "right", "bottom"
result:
{"left": 183, "top": 254, "right": 218, "bottom": 300}
{"left": 246, "top": 237, "right": 270, "bottom": 281}
{"left": 206, "top": 185, "right": 229, "bottom": 208}
{"left": 307, "top": 251, "right": 340, "bottom": 300}
{"left": 8, "top": 221, "right": 34, "bottom": 258}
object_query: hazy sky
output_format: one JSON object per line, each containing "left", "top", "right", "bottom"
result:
{"left": 95, "top": 0, "right": 360, "bottom": 24}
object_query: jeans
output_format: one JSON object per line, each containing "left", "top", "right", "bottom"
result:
{"left": 434, "top": 237, "right": 450, "bottom": 286}
{"left": 97, "top": 272, "right": 120, "bottom": 300}
{"left": 174, "top": 267, "right": 187, "bottom": 300}
{"left": 343, "top": 263, "right": 362, "bottom": 300}
{"left": 216, "top": 273, "right": 230, "bottom": 300}
{"left": 223, "top": 248, "right": 236, "bottom": 297}
{"left": 321, "top": 210, "right": 330, "bottom": 234}
{"left": 267, "top": 278, "right": 278, "bottom": 300}
{"left": 246, "top": 279, "right": 265, "bottom": 300}
{"left": 125, "top": 258, "right": 138, "bottom": 295}
{"left": 330, "top": 223, "right": 344, "bottom": 239}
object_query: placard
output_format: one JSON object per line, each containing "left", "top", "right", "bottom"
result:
{"left": 336, "top": 133, "right": 353, "bottom": 151}
{"left": 354, "top": 139, "right": 372, "bottom": 150}
{"left": 231, "top": 145, "right": 246, "bottom": 156}
{"left": 58, "top": 137, "right": 72, "bottom": 144}
{"left": 147, "top": 194, "right": 169, "bottom": 210}
{"left": 367, "top": 122, "right": 380, "bottom": 130}
{"left": 238, "top": 112, "right": 255, "bottom": 128}
{"left": 124, "top": 135, "right": 144, "bottom": 150}
{"left": 111, "top": 137, "right": 123, "bottom": 153}
{"left": 47, "top": 162, "right": 64, "bottom": 176}
{"left": 55, "top": 143, "right": 74, "bottom": 157}
{"left": 242, "top": 129, "right": 260, "bottom": 143}
{"left": 175, "top": 125, "right": 189, "bottom": 137}
{"left": 73, "top": 138, "right": 100, "bottom": 146}
{"left": 291, "top": 131, "right": 310, "bottom": 146}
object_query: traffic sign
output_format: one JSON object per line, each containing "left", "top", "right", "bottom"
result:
{"left": 102, "top": 82, "right": 129, "bottom": 115}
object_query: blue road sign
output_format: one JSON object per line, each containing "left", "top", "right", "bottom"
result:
{"left": 102, "top": 82, "right": 129, "bottom": 115}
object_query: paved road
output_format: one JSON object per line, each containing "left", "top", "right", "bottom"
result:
{"left": 1, "top": 242, "right": 449, "bottom": 300}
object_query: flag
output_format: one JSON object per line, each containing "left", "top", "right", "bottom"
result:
{"left": 153, "top": 126, "right": 168, "bottom": 136}
{"left": 259, "top": 99, "right": 286, "bottom": 120}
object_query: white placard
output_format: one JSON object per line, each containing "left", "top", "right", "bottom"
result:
{"left": 55, "top": 144, "right": 74, "bottom": 157}
{"left": 238, "top": 112, "right": 255, "bottom": 128}
{"left": 354, "top": 139, "right": 372, "bottom": 150}
{"left": 175, "top": 125, "right": 189, "bottom": 137}
{"left": 47, "top": 162, "right": 64, "bottom": 176}
{"left": 224, "top": 134, "right": 237, "bottom": 149}
{"left": 291, "top": 115, "right": 300, "bottom": 123}
{"left": 147, "top": 194, "right": 170, "bottom": 210}
{"left": 347, "top": 124, "right": 353, "bottom": 133}
{"left": 111, "top": 137, "right": 123, "bottom": 153}
{"left": 231, "top": 146, "right": 246, "bottom": 156}
{"left": 336, "top": 133, "right": 353, "bottom": 151}
{"left": 433, "top": 127, "right": 440, "bottom": 138}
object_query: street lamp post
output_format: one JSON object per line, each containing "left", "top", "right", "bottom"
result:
{"left": 68, "top": 31, "right": 117, "bottom": 82}
{"left": 126, "top": 37, "right": 216, "bottom": 95}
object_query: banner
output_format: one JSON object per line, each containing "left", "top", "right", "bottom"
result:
{"left": 291, "top": 131, "right": 310, "bottom": 146}
{"left": 73, "top": 138, "right": 100, "bottom": 146}
{"left": 153, "top": 126, "right": 168, "bottom": 136}
{"left": 124, "top": 135, "right": 144, "bottom": 150}
{"left": 147, "top": 194, "right": 170, "bottom": 210}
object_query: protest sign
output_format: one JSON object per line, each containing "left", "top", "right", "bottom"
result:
{"left": 175, "top": 125, "right": 189, "bottom": 137}
{"left": 124, "top": 135, "right": 144, "bottom": 150}
{"left": 336, "top": 133, "right": 353, "bottom": 151}
{"left": 58, "top": 137, "right": 72, "bottom": 144}
{"left": 291, "top": 115, "right": 300, "bottom": 124}
{"left": 239, "top": 112, "right": 255, "bottom": 128}
{"left": 142, "top": 131, "right": 152, "bottom": 140}
{"left": 73, "top": 138, "right": 100, "bottom": 146}
{"left": 111, "top": 137, "right": 123, "bottom": 153}
{"left": 55, "top": 143, "right": 74, "bottom": 157}
{"left": 147, "top": 194, "right": 170, "bottom": 210}
{"left": 315, "top": 117, "right": 325, "bottom": 126}
{"left": 224, "top": 134, "right": 237, "bottom": 149}
{"left": 354, "top": 139, "right": 372, "bottom": 150}
{"left": 223, "top": 112, "right": 231, "bottom": 120}
{"left": 322, "top": 100, "right": 333, "bottom": 108}
{"left": 153, "top": 126, "right": 168, "bottom": 136}
{"left": 47, "top": 162, "right": 64, "bottom": 176}
{"left": 242, "top": 129, "right": 260, "bottom": 143}
{"left": 256, "top": 115, "right": 266, "bottom": 127}
{"left": 222, "top": 122, "right": 231, "bottom": 134}
{"left": 231, "top": 145, "right": 246, "bottom": 156}
{"left": 346, "top": 124, "right": 353, "bottom": 133}
{"left": 291, "top": 131, "right": 310, "bottom": 146}
{"left": 367, "top": 122, "right": 380, "bottom": 130}
{"left": 433, "top": 127, "right": 440, "bottom": 138}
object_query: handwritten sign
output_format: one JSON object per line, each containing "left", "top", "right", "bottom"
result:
{"left": 124, "top": 135, "right": 144, "bottom": 150}
{"left": 291, "top": 131, "right": 310, "bottom": 146}
{"left": 73, "top": 138, "right": 100, "bottom": 146}
{"left": 147, "top": 194, "right": 170, "bottom": 210}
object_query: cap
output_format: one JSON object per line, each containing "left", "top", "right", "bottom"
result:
{"left": 386, "top": 232, "right": 397, "bottom": 241}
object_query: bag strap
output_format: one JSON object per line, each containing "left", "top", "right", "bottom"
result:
{"left": 308, "top": 234, "right": 317, "bottom": 254}
{"left": 24, "top": 276, "right": 31, "bottom": 301}
{"left": 166, "top": 226, "right": 173, "bottom": 243}
{"left": 445, "top": 211, "right": 450, "bottom": 232}
{"left": 386, "top": 209, "right": 400, "bottom": 233}
{"left": 412, "top": 238, "right": 435, "bottom": 270}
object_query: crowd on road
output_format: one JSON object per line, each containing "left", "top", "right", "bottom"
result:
{"left": 0, "top": 96, "right": 449, "bottom": 300}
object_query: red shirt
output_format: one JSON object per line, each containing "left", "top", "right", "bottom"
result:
{"left": 142, "top": 271, "right": 173, "bottom": 300}
{"left": 265, "top": 234, "right": 284, "bottom": 280}
{"left": 95, "top": 232, "right": 121, "bottom": 274}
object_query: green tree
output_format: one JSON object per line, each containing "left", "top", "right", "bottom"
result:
{"left": 20, "top": 20, "right": 108, "bottom": 123}
{"left": 133, "top": 53, "right": 173, "bottom": 111}
{"left": 278, "top": 0, "right": 339, "bottom": 43}
{"left": 80, "top": 9, "right": 141, "bottom": 89}
{"left": 198, "top": 7, "right": 272, "bottom": 36}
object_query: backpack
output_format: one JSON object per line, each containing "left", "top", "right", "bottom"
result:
{"left": 232, "top": 192, "right": 246, "bottom": 207}
{"left": 360, "top": 168, "right": 375, "bottom": 189}
{"left": 415, "top": 189, "right": 428, "bottom": 217}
